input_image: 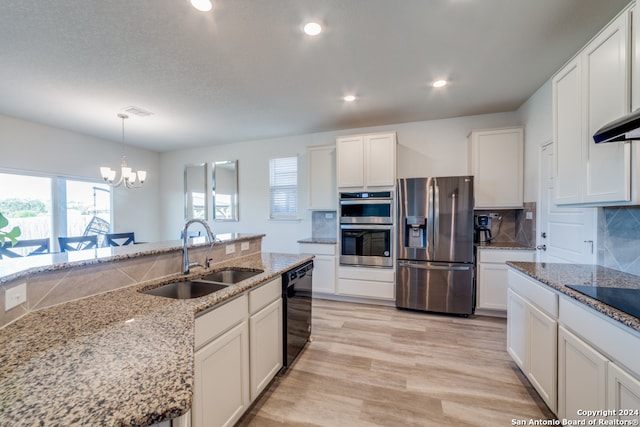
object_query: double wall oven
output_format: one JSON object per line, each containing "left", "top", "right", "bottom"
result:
{"left": 339, "top": 191, "right": 393, "bottom": 268}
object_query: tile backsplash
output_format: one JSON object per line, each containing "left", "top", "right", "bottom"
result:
{"left": 597, "top": 206, "right": 640, "bottom": 276}
{"left": 311, "top": 211, "right": 337, "bottom": 239}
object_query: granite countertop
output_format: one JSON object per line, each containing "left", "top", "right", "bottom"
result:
{"left": 507, "top": 262, "right": 640, "bottom": 333}
{"left": 297, "top": 237, "right": 337, "bottom": 245}
{"left": 0, "top": 233, "right": 265, "bottom": 285}
{"left": 0, "top": 252, "right": 312, "bottom": 427}
{"left": 475, "top": 242, "right": 535, "bottom": 250}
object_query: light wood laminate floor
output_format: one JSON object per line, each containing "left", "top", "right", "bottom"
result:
{"left": 237, "top": 299, "right": 554, "bottom": 426}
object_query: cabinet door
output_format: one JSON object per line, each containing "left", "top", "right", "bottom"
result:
{"left": 506, "top": 289, "right": 527, "bottom": 370}
{"left": 527, "top": 303, "right": 557, "bottom": 414}
{"left": 553, "top": 58, "right": 584, "bottom": 205}
{"left": 310, "top": 254, "right": 336, "bottom": 294}
{"left": 477, "top": 262, "right": 508, "bottom": 311}
{"left": 193, "top": 322, "right": 250, "bottom": 427}
{"left": 365, "top": 133, "right": 396, "bottom": 187}
{"left": 470, "top": 128, "right": 523, "bottom": 208}
{"left": 249, "top": 298, "right": 283, "bottom": 401}
{"left": 337, "top": 136, "right": 364, "bottom": 188}
{"left": 608, "top": 362, "right": 640, "bottom": 420}
{"left": 558, "top": 326, "right": 607, "bottom": 420}
{"left": 583, "top": 11, "right": 631, "bottom": 204}
{"left": 308, "top": 145, "right": 336, "bottom": 209}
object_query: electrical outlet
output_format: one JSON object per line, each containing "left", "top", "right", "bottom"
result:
{"left": 526, "top": 211, "right": 533, "bottom": 220}
{"left": 241, "top": 242, "right": 250, "bottom": 251}
{"left": 488, "top": 212, "right": 500, "bottom": 218}
{"left": 5, "top": 282, "right": 27, "bottom": 311}
{"left": 225, "top": 244, "right": 236, "bottom": 254}
{"left": 325, "top": 212, "right": 334, "bottom": 219}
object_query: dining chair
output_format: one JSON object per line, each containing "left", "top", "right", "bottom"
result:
{"left": 58, "top": 235, "right": 98, "bottom": 252}
{"left": 105, "top": 232, "right": 135, "bottom": 247}
{"left": 0, "top": 238, "right": 50, "bottom": 259}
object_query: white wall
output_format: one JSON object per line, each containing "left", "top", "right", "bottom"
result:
{"left": 0, "top": 114, "right": 162, "bottom": 242}
{"left": 515, "top": 80, "right": 553, "bottom": 202}
{"left": 160, "top": 111, "right": 519, "bottom": 253}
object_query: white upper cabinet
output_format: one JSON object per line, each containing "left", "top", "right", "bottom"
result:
{"left": 337, "top": 132, "right": 396, "bottom": 188}
{"left": 469, "top": 127, "right": 524, "bottom": 209}
{"left": 553, "top": 6, "right": 634, "bottom": 206}
{"left": 307, "top": 145, "right": 337, "bottom": 209}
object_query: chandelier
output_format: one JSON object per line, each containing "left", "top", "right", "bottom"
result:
{"left": 100, "top": 113, "right": 147, "bottom": 189}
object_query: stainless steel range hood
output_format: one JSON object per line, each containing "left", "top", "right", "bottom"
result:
{"left": 593, "top": 109, "right": 640, "bottom": 143}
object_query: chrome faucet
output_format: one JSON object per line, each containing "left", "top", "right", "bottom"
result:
{"left": 182, "top": 219, "right": 216, "bottom": 275}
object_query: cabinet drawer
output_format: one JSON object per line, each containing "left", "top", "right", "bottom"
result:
{"left": 338, "top": 266, "right": 395, "bottom": 282}
{"left": 559, "top": 295, "right": 640, "bottom": 377}
{"left": 478, "top": 249, "right": 535, "bottom": 264}
{"left": 195, "top": 294, "right": 248, "bottom": 349}
{"left": 508, "top": 269, "right": 558, "bottom": 317}
{"left": 337, "top": 278, "right": 394, "bottom": 300}
{"left": 249, "top": 277, "right": 281, "bottom": 314}
{"left": 299, "top": 243, "right": 336, "bottom": 256}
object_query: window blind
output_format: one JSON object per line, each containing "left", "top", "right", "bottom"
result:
{"left": 269, "top": 156, "right": 298, "bottom": 219}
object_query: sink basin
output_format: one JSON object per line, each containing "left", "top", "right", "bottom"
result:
{"left": 142, "top": 280, "right": 229, "bottom": 299}
{"left": 199, "top": 268, "right": 263, "bottom": 284}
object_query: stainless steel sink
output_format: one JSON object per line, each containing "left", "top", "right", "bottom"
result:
{"left": 199, "top": 268, "right": 263, "bottom": 284}
{"left": 142, "top": 280, "right": 229, "bottom": 299}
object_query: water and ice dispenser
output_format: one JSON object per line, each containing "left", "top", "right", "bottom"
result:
{"left": 403, "top": 216, "right": 427, "bottom": 248}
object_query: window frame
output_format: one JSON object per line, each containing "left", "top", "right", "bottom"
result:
{"left": 268, "top": 156, "right": 299, "bottom": 220}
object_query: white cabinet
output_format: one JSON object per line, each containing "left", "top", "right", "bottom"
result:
{"left": 337, "top": 132, "right": 396, "bottom": 188}
{"left": 299, "top": 243, "right": 336, "bottom": 295}
{"left": 506, "top": 270, "right": 558, "bottom": 414}
{"left": 193, "top": 295, "right": 250, "bottom": 427}
{"left": 337, "top": 265, "right": 395, "bottom": 301}
{"left": 307, "top": 145, "right": 336, "bottom": 209}
{"left": 558, "top": 325, "right": 608, "bottom": 420}
{"left": 468, "top": 128, "right": 523, "bottom": 209}
{"left": 608, "top": 362, "right": 640, "bottom": 418}
{"left": 553, "top": 7, "right": 635, "bottom": 206}
{"left": 248, "top": 278, "right": 283, "bottom": 401}
{"left": 476, "top": 248, "right": 535, "bottom": 314}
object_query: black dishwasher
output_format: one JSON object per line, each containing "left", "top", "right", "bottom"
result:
{"left": 282, "top": 260, "right": 313, "bottom": 368}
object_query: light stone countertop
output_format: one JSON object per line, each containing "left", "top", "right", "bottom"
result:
{"left": 0, "top": 251, "right": 312, "bottom": 427}
{"left": 507, "top": 262, "right": 640, "bottom": 333}
{"left": 475, "top": 242, "right": 536, "bottom": 250}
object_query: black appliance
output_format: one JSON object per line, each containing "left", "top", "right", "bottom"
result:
{"left": 474, "top": 215, "right": 493, "bottom": 244}
{"left": 396, "top": 177, "right": 475, "bottom": 315}
{"left": 593, "top": 108, "right": 640, "bottom": 143}
{"left": 566, "top": 285, "right": 640, "bottom": 319}
{"left": 339, "top": 191, "right": 393, "bottom": 224}
{"left": 282, "top": 260, "right": 313, "bottom": 368}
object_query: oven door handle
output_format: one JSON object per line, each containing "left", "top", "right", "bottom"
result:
{"left": 340, "top": 199, "right": 391, "bottom": 205}
{"left": 398, "top": 262, "right": 472, "bottom": 271}
{"left": 340, "top": 224, "right": 393, "bottom": 230}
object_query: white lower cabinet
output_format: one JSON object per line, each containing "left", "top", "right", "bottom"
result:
{"left": 299, "top": 243, "right": 336, "bottom": 295}
{"left": 476, "top": 248, "right": 535, "bottom": 314}
{"left": 506, "top": 273, "right": 558, "bottom": 414}
{"left": 558, "top": 325, "right": 607, "bottom": 420}
{"left": 248, "top": 277, "right": 283, "bottom": 401}
{"left": 337, "top": 266, "right": 395, "bottom": 301}
{"left": 192, "top": 277, "right": 283, "bottom": 427}
{"left": 608, "top": 362, "right": 640, "bottom": 418}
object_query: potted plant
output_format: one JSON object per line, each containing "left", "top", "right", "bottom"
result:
{"left": 0, "top": 212, "right": 21, "bottom": 247}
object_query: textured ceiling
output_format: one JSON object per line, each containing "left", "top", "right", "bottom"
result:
{"left": 0, "top": 0, "right": 631, "bottom": 152}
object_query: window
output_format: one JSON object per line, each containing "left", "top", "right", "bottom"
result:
{"left": 269, "top": 156, "right": 298, "bottom": 219}
{"left": 0, "top": 171, "right": 111, "bottom": 255}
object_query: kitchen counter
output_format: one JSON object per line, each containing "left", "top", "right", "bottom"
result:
{"left": 297, "top": 237, "right": 337, "bottom": 245}
{"left": 475, "top": 242, "right": 535, "bottom": 250}
{"left": 507, "top": 262, "right": 640, "bottom": 333}
{"left": 0, "top": 252, "right": 312, "bottom": 427}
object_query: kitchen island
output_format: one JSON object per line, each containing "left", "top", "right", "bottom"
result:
{"left": 0, "top": 236, "right": 311, "bottom": 426}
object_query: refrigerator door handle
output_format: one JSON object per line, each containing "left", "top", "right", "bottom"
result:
{"left": 427, "top": 181, "right": 434, "bottom": 258}
{"left": 398, "top": 261, "right": 472, "bottom": 271}
{"left": 433, "top": 180, "right": 440, "bottom": 252}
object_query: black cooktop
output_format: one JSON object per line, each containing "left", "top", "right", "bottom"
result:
{"left": 566, "top": 285, "right": 640, "bottom": 319}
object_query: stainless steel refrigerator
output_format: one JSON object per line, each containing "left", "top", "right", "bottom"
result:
{"left": 396, "top": 176, "right": 475, "bottom": 315}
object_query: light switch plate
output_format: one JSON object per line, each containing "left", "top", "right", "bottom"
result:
{"left": 241, "top": 242, "right": 250, "bottom": 251}
{"left": 225, "top": 244, "right": 236, "bottom": 254}
{"left": 5, "top": 282, "right": 27, "bottom": 311}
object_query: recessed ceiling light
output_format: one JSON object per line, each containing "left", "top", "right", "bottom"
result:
{"left": 432, "top": 79, "right": 448, "bottom": 88}
{"left": 343, "top": 95, "right": 356, "bottom": 102}
{"left": 303, "top": 22, "right": 323, "bottom": 36}
{"left": 191, "top": 0, "right": 212, "bottom": 12}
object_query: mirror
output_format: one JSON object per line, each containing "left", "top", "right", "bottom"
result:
{"left": 213, "top": 160, "right": 239, "bottom": 221}
{"left": 184, "top": 163, "right": 207, "bottom": 220}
